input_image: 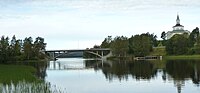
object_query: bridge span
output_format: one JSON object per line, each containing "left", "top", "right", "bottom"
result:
{"left": 45, "top": 48, "right": 112, "bottom": 60}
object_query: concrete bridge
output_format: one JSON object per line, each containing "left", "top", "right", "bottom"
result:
{"left": 45, "top": 48, "right": 112, "bottom": 60}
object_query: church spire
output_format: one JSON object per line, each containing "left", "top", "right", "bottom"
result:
{"left": 176, "top": 14, "right": 180, "bottom": 25}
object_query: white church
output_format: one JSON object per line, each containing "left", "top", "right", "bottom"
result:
{"left": 166, "top": 15, "right": 190, "bottom": 39}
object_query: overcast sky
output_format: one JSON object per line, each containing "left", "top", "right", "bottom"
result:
{"left": 0, "top": 0, "right": 200, "bottom": 50}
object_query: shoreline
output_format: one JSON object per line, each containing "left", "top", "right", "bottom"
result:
{"left": 107, "top": 55, "right": 200, "bottom": 61}
{"left": 163, "top": 55, "right": 200, "bottom": 60}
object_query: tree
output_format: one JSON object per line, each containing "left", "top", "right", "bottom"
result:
{"left": 129, "top": 33, "right": 153, "bottom": 56}
{"left": 23, "top": 37, "right": 33, "bottom": 60}
{"left": 0, "top": 36, "right": 10, "bottom": 63}
{"left": 33, "top": 37, "right": 46, "bottom": 59}
{"left": 188, "top": 27, "right": 199, "bottom": 48}
{"left": 147, "top": 33, "right": 158, "bottom": 47}
{"left": 93, "top": 45, "right": 101, "bottom": 48}
{"left": 194, "top": 37, "right": 200, "bottom": 54}
{"left": 101, "top": 36, "right": 112, "bottom": 48}
{"left": 10, "top": 35, "right": 21, "bottom": 59}
{"left": 161, "top": 31, "right": 166, "bottom": 40}
{"left": 110, "top": 36, "right": 129, "bottom": 57}
{"left": 166, "top": 34, "right": 189, "bottom": 55}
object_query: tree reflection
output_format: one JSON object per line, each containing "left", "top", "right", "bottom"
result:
{"left": 166, "top": 60, "right": 200, "bottom": 86}
{"left": 15, "top": 61, "right": 48, "bottom": 80}
{"left": 166, "top": 60, "right": 193, "bottom": 80}
{"left": 101, "top": 60, "right": 130, "bottom": 82}
{"left": 85, "top": 59, "right": 200, "bottom": 87}
{"left": 165, "top": 60, "right": 200, "bottom": 93}
{"left": 191, "top": 62, "right": 200, "bottom": 86}
{"left": 129, "top": 61, "right": 157, "bottom": 80}
{"left": 85, "top": 60, "right": 157, "bottom": 81}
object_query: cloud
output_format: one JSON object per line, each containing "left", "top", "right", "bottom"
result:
{"left": 0, "top": 0, "right": 200, "bottom": 49}
{"left": 0, "top": 0, "right": 199, "bottom": 21}
{"left": 1, "top": 0, "right": 200, "bottom": 13}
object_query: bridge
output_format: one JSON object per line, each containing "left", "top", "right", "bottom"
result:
{"left": 45, "top": 48, "right": 112, "bottom": 60}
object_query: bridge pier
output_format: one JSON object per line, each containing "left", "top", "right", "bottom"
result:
{"left": 52, "top": 52, "right": 55, "bottom": 60}
{"left": 101, "top": 51, "right": 104, "bottom": 59}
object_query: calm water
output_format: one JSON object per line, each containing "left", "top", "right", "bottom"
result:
{"left": 45, "top": 58, "right": 200, "bottom": 93}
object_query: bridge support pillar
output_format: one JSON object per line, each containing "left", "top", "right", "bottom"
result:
{"left": 101, "top": 59, "right": 104, "bottom": 67}
{"left": 96, "top": 51, "right": 98, "bottom": 58}
{"left": 53, "top": 52, "right": 55, "bottom": 60}
{"left": 101, "top": 51, "right": 104, "bottom": 59}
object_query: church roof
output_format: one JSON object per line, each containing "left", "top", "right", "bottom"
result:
{"left": 169, "top": 30, "right": 190, "bottom": 33}
{"left": 173, "top": 24, "right": 184, "bottom": 27}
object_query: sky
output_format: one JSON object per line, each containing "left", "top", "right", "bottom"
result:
{"left": 0, "top": 0, "right": 200, "bottom": 50}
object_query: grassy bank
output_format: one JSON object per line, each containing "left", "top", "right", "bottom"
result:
{"left": 107, "top": 47, "right": 200, "bottom": 60}
{"left": 150, "top": 47, "right": 166, "bottom": 56}
{"left": 0, "top": 64, "right": 67, "bottom": 93}
{"left": 0, "top": 65, "right": 37, "bottom": 84}
{"left": 164, "top": 55, "right": 200, "bottom": 60}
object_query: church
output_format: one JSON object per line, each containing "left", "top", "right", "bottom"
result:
{"left": 166, "top": 15, "right": 190, "bottom": 39}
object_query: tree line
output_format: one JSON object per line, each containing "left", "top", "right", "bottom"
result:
{"left": 100, "top": 27, "right": 200, "bottom": 57}
{"left": 0, "top": 35, "right": 46, "bottom": 63}
{"left": 100, "top": 33, "right": 157, "bottom": 57}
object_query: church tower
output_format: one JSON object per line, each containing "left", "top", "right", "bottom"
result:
{"left": 166, "top": 14, "right": 190, "bottom": 39}
{"left": 173, "top": 14, "right": 184, "bottom": 31}
{"left": 176, "top": 15, "right": 180, "bottom": 25}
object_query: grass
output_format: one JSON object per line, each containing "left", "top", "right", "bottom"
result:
{"left": 0, "top": 65, "right": 37, "bottom": 84}
{"left": 0, "top": 81, "right": 67, "bottom": 93}
{"left": 164, "top": 55, "right": 200, "bottom": 60}
{"left": 150, "top": 47, "right": 200, "bottom": 60}
{"left": 0, "top": 64, "right": 67, "bottom": 93}
{"left": 150, "top": 46, "right": 166, "bottom": 56}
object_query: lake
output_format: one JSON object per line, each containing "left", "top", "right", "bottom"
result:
{"left": 45, "top": 58, "right": 200, "bottom": 93}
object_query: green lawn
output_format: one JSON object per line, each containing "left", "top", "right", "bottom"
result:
{"left": 164, "top": 55, "right": 200, "bottom": 60}
{"left": 150, "top": 47, "right": 200, "bottom": 60}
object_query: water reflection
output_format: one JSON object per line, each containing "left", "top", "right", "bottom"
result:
{"left": 85, "top": 60, "right": 158, "bottom": 81}
{"left": 51, "top": 59, "right": 200, "bottom": 85}
{"left": 165, "top": 60, "right": 200, "bottom": 86}
{"left": 15, "top": 61, "right": 48, "bottom": 80}
{"left": 47, "top": 58, "right": 200, "bottom": 93}
{"left": 85, "top": 59, "right": 200, "bottom": 93}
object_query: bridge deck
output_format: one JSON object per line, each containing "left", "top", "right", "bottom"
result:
{"left": 45, "top": 48, "right": 110, "bottom": 52}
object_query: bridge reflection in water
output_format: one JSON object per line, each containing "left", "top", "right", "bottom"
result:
{"left": 47, "top": 59, "right": 112, "bottom": 71}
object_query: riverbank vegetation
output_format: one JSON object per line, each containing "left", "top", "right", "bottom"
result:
{"left": 0, "top": 35, "right": 46, "bottom": 64}
{"left": 0, "top": 81, "right": 66, "bottom": 93}
{"left": 164, "top": 55, "right": 200, "bottom": 60}
{"left": 99, "top": 27, "right": 200, "bottom": 59}
{"left": 0, "top": 65, "right": 36, "bottom": 84}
